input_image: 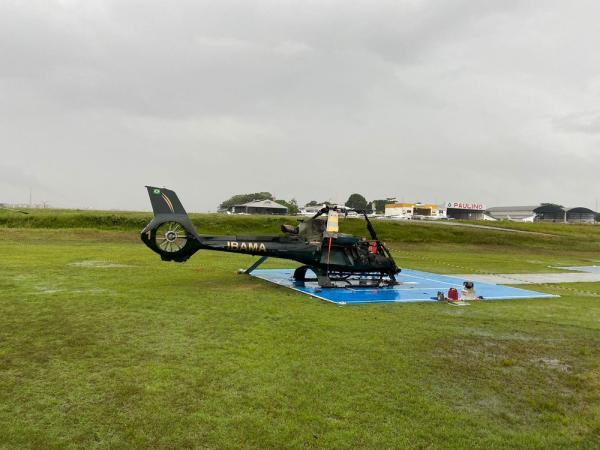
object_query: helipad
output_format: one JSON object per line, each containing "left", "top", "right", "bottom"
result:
{"left": 250, "top": 268, "right": 557, "bottom": 305}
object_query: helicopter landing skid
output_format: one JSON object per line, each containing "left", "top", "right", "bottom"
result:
{"left": 293, "top": 266, "right": 398, "bottom": 288}
{"left": 239, "top": 256, "right": 269, "bottom": 275}
{"left": 323, "top": 272, "right": 398, "bottom": 289}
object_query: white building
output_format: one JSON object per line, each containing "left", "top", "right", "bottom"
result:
{"left": 385, "top": 203, "right": 447, "bottom": 220}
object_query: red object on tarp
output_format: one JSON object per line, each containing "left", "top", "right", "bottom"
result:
{"left": 371, "top": 242, "right": 378, "bottom": 254}
{"left": 447, "top": 288, "right": 459, "bottom": 301}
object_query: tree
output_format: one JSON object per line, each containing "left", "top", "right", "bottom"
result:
{"left": 219, "top": 192, "right": 273, "bottom": 211}
{"left": 306, "top": 200, "right": 332, "bottom": 207}
{"left": 345, "top": 193, "right": 368, "bottom": 211}
{"left": 275, "top": 198, "right": 299, "bottom": 215}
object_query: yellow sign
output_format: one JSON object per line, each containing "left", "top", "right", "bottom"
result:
{"left": 326, "top": 210, "right": 339, "bottom": 233}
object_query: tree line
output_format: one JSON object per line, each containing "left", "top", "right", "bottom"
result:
{"left": 219, "top": 192, "right": 395, "bottom": 215}
{"left": 219, "top": 193, "right": 299, "bottom": 214}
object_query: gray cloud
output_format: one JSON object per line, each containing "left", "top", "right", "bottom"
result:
{"left": 1, "top": 0, "right": 599, "bottom": 211}
{"left": 553, "top": 111, "right": 600, "bottom": 134}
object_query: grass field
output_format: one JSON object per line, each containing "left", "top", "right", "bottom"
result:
{"left": 1, "top": 212, "right": 599, "bottom": 448}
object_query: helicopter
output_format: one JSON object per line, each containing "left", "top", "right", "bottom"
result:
{"left": 141, "top": 186, "right": 400, "bottom": 288}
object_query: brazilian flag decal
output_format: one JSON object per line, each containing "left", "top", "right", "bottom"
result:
{"left": 153, "top": 188, "right": 161, "bottom": 195}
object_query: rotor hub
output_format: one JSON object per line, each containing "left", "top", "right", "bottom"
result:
{"left": 165, "top": 231, "right": 178, "bottom": 242}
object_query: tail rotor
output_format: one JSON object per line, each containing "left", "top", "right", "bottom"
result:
{"left": 141, "top": 186, "right": 200, "bottom": 262}
{"left": 154, "top": 221, "right": 189, "bottom": 253}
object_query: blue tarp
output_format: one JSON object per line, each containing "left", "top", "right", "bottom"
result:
{"left": 250, "top": 268, "right": 557, "bottom": 305}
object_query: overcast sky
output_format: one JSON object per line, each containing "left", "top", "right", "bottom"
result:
{"left": 1, "top": 0, "right": 599, "bottom": 211}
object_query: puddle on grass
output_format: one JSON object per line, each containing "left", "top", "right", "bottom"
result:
{"left": 553, "top": 265, "right": 600, "bottom": 274}
{"left": 71, "top": 288, "right": 110, "bottom": 294}
{"left": 14, "top": 274, "right": 36, "bottom": 282}
{"left": 68, "top": 260, "right": 132, "bottom": 269}
{"left": 32, "top": 286, "right": 111, "bottom": 295}
{"left": 10, "top": 270, "right": 116, "bottom": 296}
{"left": 33, "top": 286, "right": 63, "bottom": 294}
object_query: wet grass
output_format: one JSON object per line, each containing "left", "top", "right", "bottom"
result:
{"left": 390, "top": 243, "right": 600, "bottom": 274}
{"left": 1, "top": 227, "right": 599, "bottom": 448}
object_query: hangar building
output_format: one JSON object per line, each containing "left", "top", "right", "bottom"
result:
{"left": 232, "top": 199, "right": 288, "bottom": 215}
{"left": 445, "top": 202, "right": 486, "bottom": 220}
{"left": 486, "top": 206, "right": 538, "bottom": 222}
{"left": 486, "top": 204, "right": 597, "bottom": 223}
{"left": 565, "top": 207, "right": 597, "bottom": 223}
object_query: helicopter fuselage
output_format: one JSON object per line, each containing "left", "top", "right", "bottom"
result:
{"left": 140, "top": 186, "right": 400, "bottom": 287}
{"left": 142, "top": 230, "right": 397, "bottom": 275}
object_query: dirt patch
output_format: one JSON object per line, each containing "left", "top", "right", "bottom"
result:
{"left": 463, "top": 327, "right": 538, "bottom": 342}
{"left": 533, "top": 357, "right": 571, "bottom": 372}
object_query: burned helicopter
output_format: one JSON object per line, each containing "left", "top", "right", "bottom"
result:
{"left": 141, "top": 186, "right": 400, "bottom": 287}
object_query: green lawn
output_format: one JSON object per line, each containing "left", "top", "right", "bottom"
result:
{"left": 1, "top": 227, "right": 599, "bottom": 449}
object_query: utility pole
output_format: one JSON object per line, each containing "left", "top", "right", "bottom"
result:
{"left": 29, "top": 187, "right": 32, "bottom": 208}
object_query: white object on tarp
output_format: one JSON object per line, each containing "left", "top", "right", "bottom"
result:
{"left": 461, "top": 281, "right": 477, "bottom": 300}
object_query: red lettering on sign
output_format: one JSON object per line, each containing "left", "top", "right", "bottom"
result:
{"left": 447, "top": 202, "right": 486, "bottom": 210}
